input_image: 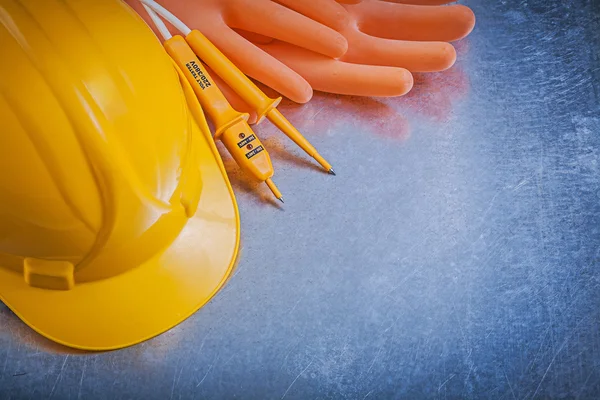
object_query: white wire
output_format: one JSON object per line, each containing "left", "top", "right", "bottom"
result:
{"left": 139, "top": 0, "right": 192, "bottom": 36}
{"left": 142, "top": 4, "right": 172, "bottom": 41}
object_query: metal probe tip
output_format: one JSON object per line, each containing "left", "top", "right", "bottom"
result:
{"left": 329, "top": 169, "right": 336, "bottom": 176}
{"left": 265, "top": 178, "right": 284, "bottom": 204}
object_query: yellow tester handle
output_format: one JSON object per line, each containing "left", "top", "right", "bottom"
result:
{"left": 220, "top": 120, "right": 275, "bottom": 184}
{"left": 164, "top": 35, "right": 277, "bottom": 188}
{"left": 164, "top": 35, "right": 245, "bottom": 137}
{"left": 185, "top": 30, "right": 333, "bottom": 174}
{"left": 185, "top": 30, "right": 280, "bottom": 123}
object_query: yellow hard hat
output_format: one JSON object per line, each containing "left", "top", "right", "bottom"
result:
{"left": 0, "top": 0, "right": 240, "bottom": 350}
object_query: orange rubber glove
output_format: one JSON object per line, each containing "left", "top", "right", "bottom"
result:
{"left": 246, "top": 0, "right": 475, "bottom": 100}
{"left": 124, "top": 0, "right": 349, "bottom": 104}
{"left": 127, "top": 0, "right": 474, "bottom": 103}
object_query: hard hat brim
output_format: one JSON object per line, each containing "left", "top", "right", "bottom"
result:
{"left": 0, "top": 120, "right": 240, "bottom": 351}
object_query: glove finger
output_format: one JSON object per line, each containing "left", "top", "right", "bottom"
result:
{"left": 258, "top": 41, "right": 414, "bottom": 97}
{"left": 346, "top": 1, "right": 475, "bottom": 42}
{"left": 272, "top": 0, "right": 351, "bottom": 31}
{"left": 201, "top": 24, "right": 314, "bottom": 103}
{"left": 378, "top": 0, "right": 456, "bottom": 5}
{"left": 228, "top": 0, "right": 348, "bottom": 58}
{"left": 233, "top": 29, "right": 275, "bottom": 45}
{"left": 342, "top": 29, "right": 456, "bottom": 72}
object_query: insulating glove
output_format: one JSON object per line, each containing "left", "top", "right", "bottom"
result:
{"left": 124, "top": 0, "right": 349, "bottom": 104}
{"left": 127, "top": 0, "right": 474, "bottom": 103}
{"left": 245, "top": 0, "right": 475, "bottom": 100}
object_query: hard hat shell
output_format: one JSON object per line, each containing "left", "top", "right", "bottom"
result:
{"left": 0, "top": 0, "right": 240, "bottom": 350}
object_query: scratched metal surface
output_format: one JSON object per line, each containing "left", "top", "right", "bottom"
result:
{"left": 2, "top": 0, "right": 600, "bottom": 398}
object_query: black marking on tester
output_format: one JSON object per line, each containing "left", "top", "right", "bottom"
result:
{"left": 245, "top": 145, "right": 264, "bottom": 159}
{"left": 237, "top": 134, "right": 256, "bottom": 148}
{"left": 185, "top": 60, "right": 212, "bottom": 90}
